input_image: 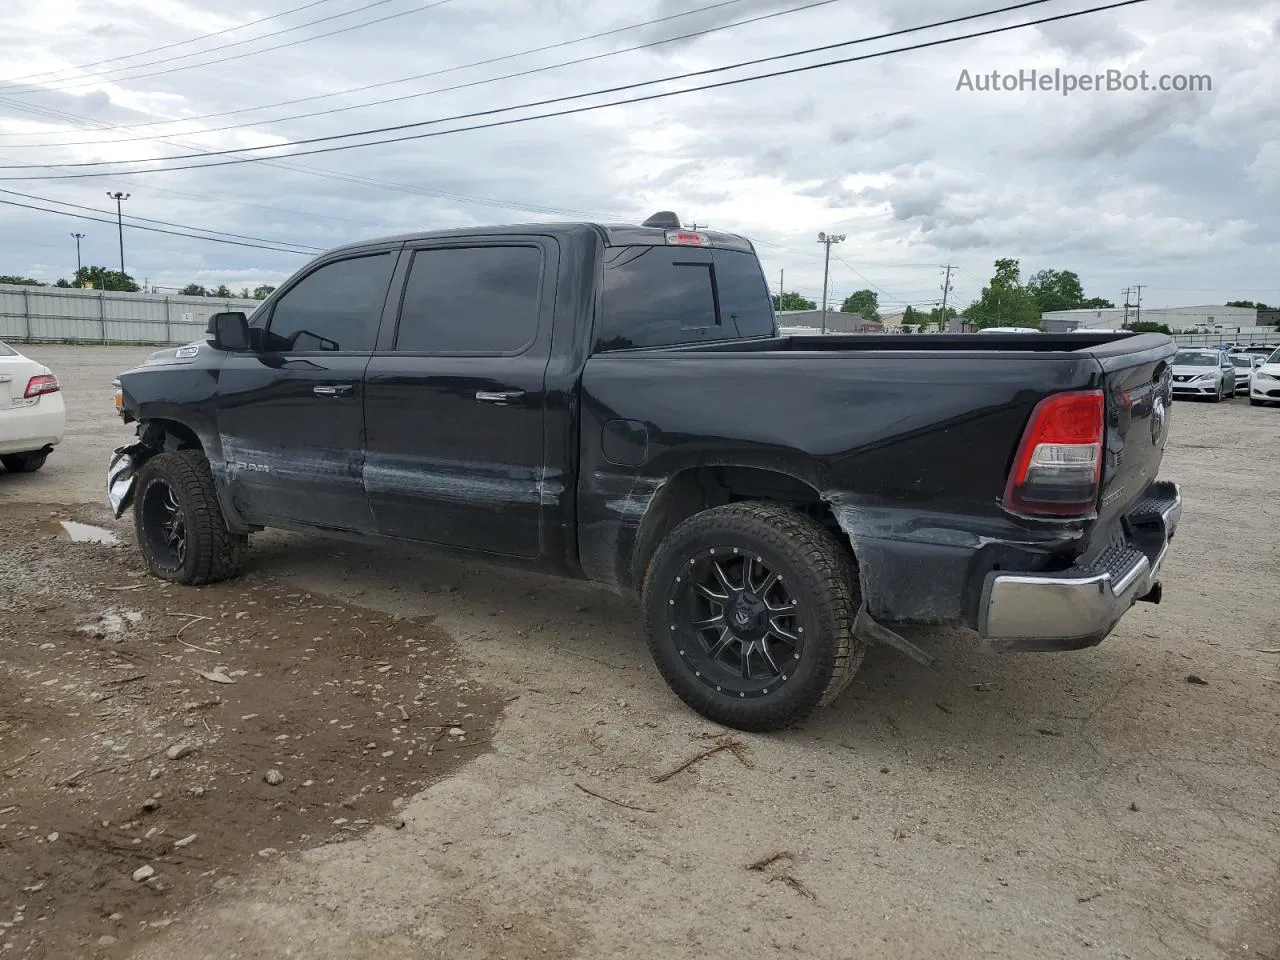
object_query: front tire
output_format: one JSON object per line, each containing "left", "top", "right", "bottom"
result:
{"left": 1, "top": 451, "right": 48, "bottom": 473}
{"left": 642, "top": 502, "right": 864, "bottom": 732}
{"left": 134, "top": 450, "right": 246, "bottom": 585}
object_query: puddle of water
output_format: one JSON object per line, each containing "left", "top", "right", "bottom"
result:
{"left": 35, "top": 519, "right": 121, "bottom": 546}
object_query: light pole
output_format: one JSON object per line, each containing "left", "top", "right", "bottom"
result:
{"left": 70, "top": 232, "right": 84, "bottom": 283}
{"left": 106, "top": 191, "right": 130, "bottom": 278}
{"left": 817, "top": 231, "right": 845, "bottom": 334}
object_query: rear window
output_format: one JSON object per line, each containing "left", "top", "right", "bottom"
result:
{"left": 0, "top": 340, "right": 16, "bottom": 357}
{"left": 1176, "top": 351, "right": 1219, "bottom": 366}
{"left": 597, "top": 246, "right": 775, "bottom": 352}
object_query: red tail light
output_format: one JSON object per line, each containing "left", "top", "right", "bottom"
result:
{"left": 1003, "top": 390, "right": 1104, "bottom": 518}
{"left": 24, "top": 374, "right": 59, "bottom": 398}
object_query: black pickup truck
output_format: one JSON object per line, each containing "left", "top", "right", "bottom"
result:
{"left": 109, "top": 212, "right": 1182, "bottom": 731}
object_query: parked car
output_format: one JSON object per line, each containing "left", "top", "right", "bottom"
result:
{"left": 1241, "top": 344, "right": 1278, "bottom": 361}
{"left": 106, "top": 213, "right": 1182, "bottom": 731}
{"left": 1171, "top": 348, "right": 1235, "bottom": 401}
{"left": 1229, "top": 354, "right": 1260, "bottom": 394}
{"left": 1250, "top": 348, "right": 1280, "bottom": 407}
{"left": 0, "top": 339, "right": 64, "bottom": 473}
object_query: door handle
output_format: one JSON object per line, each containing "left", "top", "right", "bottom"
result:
{"left": 475, "top": 390, "right": 525, "bottom": 405}
{"left": 313, "top": 384, "right": 354, "bottom": 398}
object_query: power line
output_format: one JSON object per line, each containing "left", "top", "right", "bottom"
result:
{"left": 4, "top": 0, "right": 846, "bottom": 149}
{"left": 0, "top": 188, "right": 324, "bottom": 252}
{"left": 0, "top": 0, "right": 1145, "bottom": 177}
{"left": 0, "top": 0, "right": 345, "bottom": 86}
{"left": 0, "top": 195, "right": 318, "bottom": 255}
{"left": 0, "top": 0, "right": 761, "bottom": 138}
{"left": 2, "top": 0, "right": 461, "bottom": 96}
{"left": 0, "top": 96, "right": 628, "bottom": 223}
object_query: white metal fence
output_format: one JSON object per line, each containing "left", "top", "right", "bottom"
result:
{"left": 0, "top": 283, "right": 261, "bottom": 346}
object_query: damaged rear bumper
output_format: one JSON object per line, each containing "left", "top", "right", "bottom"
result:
{"left": 978, "top": 481, "right": 1181, "bottom": 651}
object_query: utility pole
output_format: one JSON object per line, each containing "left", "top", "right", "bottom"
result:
{"left": 1121, "top": 287, "right": 1132, "bottom": 327}
{"left": 778, "top": 268, "right": 784, "bottom": 314}
{"left": 1133, "top": 284, "right": 1143, "bottom": 325}
{"left": 817, "top": 231, "right": 845, "bottom": 334}
{"left": 70, "top": 232, "right": 84, "bottom": 282}
{"left": 939, "top": 264, "right": 954, "bottom": 331}
{"left": 107, "top": 191, "right": 130, "bottom": 278}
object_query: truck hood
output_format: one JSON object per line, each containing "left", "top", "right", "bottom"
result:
{"left": 142, "top": 341, "right": 208, "bottom": 366}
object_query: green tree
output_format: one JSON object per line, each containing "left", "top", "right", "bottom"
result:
{"left": 212, "top": 284, "right": 233, "bottom": 298}
{"left": 1125, "top": 321, "right": 1172, "bottom": 334}
{"left": 772, "top": 291, "right": 816, "bottom": 311}
{"left": 840, "top": 289, "right": 880, "bottom": 320}
{"left": 180, "top": 284, "right": 208, "bottom": 296}
{"left": 1025, "top": 269, "right": 1084, "bottom": 312}
{"left": 1226, "top": 300, "right": 1274, "bottom": 310}
{"left": 902, "top": 305, "right": 919, "bottom": 326}
{"left": 928, "top": 305, "right": 958, "bottom": 330}
{"left": 54, "top": 278, "right": 73, "bottom": 288}
{"left": 0, "top": 275, "right": 45, "bottom": 286}
{"left": 1025, "top": 269, "right": 1114, "bottom": 312}
{"left": 75, "top": 266, "right": 139, "bottom": 292}
{"left": 964, "top": 258, "right": 1041, "bottom": 329}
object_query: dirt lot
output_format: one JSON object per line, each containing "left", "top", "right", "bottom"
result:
{"left": 1, "top": 344, "right": 1277, "bottom": 960}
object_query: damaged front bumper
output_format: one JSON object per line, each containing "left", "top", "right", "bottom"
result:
{"left": 107, "top": 442, "right": 147, "bottom": 518}
{"left": 978, "top": 481, "right": 1181, "bottom": 651}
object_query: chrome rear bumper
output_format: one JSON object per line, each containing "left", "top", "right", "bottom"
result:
{"left": 979, "top": 481, "right": 1181, "bottom": 651}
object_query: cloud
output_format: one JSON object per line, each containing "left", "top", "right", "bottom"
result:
{"left": 1247, "top": 141, "right": 1280, "bottom": 192}
{"left": 0, "top": 0, "right": 1275, "bottom": 310}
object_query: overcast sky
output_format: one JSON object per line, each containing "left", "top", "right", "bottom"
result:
{"left": 0, "top": 0, "right": 1276, "bottom": 310}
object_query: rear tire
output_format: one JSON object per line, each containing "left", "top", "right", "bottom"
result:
{"left": 0, "top": 451, "right": 48, "bottom": 473}
{"left": 642, "top": 502, "right": 864, "bottom": 732}
{"left": 133, "top": 450, "right": 246, "bottom": 585}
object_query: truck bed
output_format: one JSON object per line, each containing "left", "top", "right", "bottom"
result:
{"left": 672, "top": 331, "right": 1153, "bottom": 355}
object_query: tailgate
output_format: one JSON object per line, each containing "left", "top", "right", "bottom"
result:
{"left": 1092, "top": 336, "right": 1177, "bottom": 529}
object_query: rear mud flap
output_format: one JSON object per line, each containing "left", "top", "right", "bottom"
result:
{"left": 819, "top": 602, "right": 939, "bottom": 706}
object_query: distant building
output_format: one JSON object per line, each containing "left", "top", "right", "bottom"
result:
{"left": 1258, "top": 307, "right": 1280, "bottom": 329}
{"left": 776, "top": 309, "right": 883, "bottom": 333}
{"left": 1041, "top": 304, "right": 1257, "bottom": 333}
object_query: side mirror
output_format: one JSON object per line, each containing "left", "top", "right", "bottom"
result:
{"left": 208, "top": 312, "right": 250, "bottom": 352}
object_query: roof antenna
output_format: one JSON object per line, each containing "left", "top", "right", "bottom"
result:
{"left": 641, "top": 211, "right": 682, "bottom": 229}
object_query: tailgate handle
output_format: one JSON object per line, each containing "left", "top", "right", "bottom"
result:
{"left": 475, "top": 390, "right": 525, "bottom": 405}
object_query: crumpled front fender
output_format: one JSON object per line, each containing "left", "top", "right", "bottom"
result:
{"left": 107, "top": 441, "right": 150, "bottom": 518}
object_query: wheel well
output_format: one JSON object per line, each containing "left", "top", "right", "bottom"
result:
{"left": 631, "top": 466, "right": 850, "bottom": 588}
{"left": 139, "top": 419, "right": 204, "bottom": 454}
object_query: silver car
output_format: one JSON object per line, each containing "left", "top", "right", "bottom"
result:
{"left": 1171, "top": 348, "right": 1235, "bottom": 402}
{"left": 1229, "top": 354, "right": 1260, "bottom": 394}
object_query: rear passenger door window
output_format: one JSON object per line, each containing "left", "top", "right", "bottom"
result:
{"left": 264, "top": 253, "right": 394, "bottom": 353}
{"left": 394, "top": 245, "right": 544, "bottom": 354}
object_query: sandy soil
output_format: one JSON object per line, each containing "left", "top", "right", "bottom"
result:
{"left": 1, "top": 344, "right": 1277, "bottom": 960}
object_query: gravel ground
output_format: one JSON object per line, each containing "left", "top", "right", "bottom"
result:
{"left": 2, "top": 344, "right": 1278, "bottom": 960}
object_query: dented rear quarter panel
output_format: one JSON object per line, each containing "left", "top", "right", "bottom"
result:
{"left": 575, "top": 342, "right": 1163, "bottom": 625}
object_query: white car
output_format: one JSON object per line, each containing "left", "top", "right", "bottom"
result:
{"left": 0, "top": 340, "right": 65, "bottom": 473}
{"left": 1171, "top": 347, "right": 1235, "bottom": 402}
{"left": 1229, "top": 353, "right": 1260, "bottom": 394}
{"left": 1250, "top": 347, "right": 1280, "bottom": 407}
